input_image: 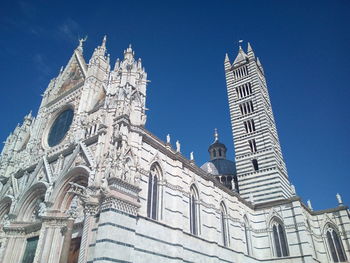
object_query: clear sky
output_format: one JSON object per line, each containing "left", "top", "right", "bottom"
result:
{"left": 0, "top": 0, "right": 349, "bottom": 210}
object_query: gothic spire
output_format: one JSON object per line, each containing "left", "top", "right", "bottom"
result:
{"left": 124, "top": 44, "right": 135, "bottom": 61}
{"left": 233, "top": 45, "right": 248, "bottom": 66}
{"left": 247, "top": 42, "right": 255, "bottom": 58}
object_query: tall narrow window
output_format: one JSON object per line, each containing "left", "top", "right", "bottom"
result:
{"left": 325, "top": 226, "right": 347, "bottom": 262}
{"left": 249, "top": 139, "right": 257, "bottom": 153}
{"left": 190, "top": 185, "right": 200, "bottom": 236}
{"left": 271, "top": 220, "right": 289, "bottom": 257}
{"left": 244, "top": 216, "right": 252, "bottom": 255}
{"left": 252, "top": 159, "right": 259, "bottom": 171}
{"left": 239, "top": 101, "right": 254, "bottom": 116}
{"left": 147, "top": 164, "right": 161, "bottom": 220}
{"left": 244, "top": 119, "right": 256, "bottom": 133}
{"left": 220, "top": 202, "right": 229, "bottom": 247}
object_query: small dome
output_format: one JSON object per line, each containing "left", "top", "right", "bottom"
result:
{"left": 200, "top": 162, "right": 219, "bottom": 175}
{"left": 211, "top": 159, "right": 236, "bottom": 175}
{"left": 201, "top": 159, "right": 236, "bottom": 176}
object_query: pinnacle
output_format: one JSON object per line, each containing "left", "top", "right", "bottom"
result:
{"left": 247, "top": 42, "right": 253, "bottom": 52}
{"left": 102, "top": 35, "right": 107, "bottom": 47}
{"left": 225, "top": 53, "right": 230, "bottom": 62}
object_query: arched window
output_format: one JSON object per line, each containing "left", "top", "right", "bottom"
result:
{"left": 244, "top": 216, "right": 252, "bottom": 255}
{"left": 325, "top": 226, "right": 347, "bottom": 262}
{"left": 147, "top": 164, "right": 161, "bottom": 220}
{"left": 271, "top": 219, "right": 289, "bottom": 257}
{"left": 189, "top": 185, "right": 200, "bottom": 236}
{"left": 220, "top": 202, "right": 229, "bottom": 246}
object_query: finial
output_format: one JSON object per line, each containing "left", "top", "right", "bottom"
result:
{"left": 307, "top": 200, "right": 313, "bottom": 211}
{"left": 190, "top": 151, "right": 194, "bottom": 161}
{"left": 238, "top": 40, "right": 243, "bottom": 49}
{"left": 102, "top": 35, "right": 107, "bottom": 47}
{"left": 336, "top": 193, "right": 343, "bottom": 206}
{"left": 214, "top": 128, "right": 219, "bottom": 142}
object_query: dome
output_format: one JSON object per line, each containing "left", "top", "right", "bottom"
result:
{"left": 201, "top": 159, "right": 237, "bottom": 176}
{"left": 200, "top": 162, "right": 219, "bottom": 175}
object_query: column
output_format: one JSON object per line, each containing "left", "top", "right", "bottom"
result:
{"left": 78, "top": 203, "right": 99, "bottom": 263}
{"left": 59, "top": 219, "right": 74, "bottom": 263}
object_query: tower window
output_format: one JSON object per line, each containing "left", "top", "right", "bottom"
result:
{"left": 244, "top": 119, "right": 256, "bottom": 133}
{"left": 234, "top": 66, "right": 249, "bottom": 80}
{"left": 218, "top": 149, "right": 222, "bottom": 157}
{"left": 252, "top": 159, "right": 259, "bottom": 171}
{"left": 213, "top": 149, "right": 216, "bottom": 157}
{"left": 248, "top": 139, "right": 257, "bottom": 153}
{"left": 239, "top": 100, "right": 254, "bottom": 115}
{"left": 236, "top": 82, "right": 253, "bottom": 99}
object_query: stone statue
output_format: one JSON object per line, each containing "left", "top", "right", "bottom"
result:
{"left": 176, "top": 140, "right": 181, "bottom": 153}
{"left": 166, "top": 134, "right": 170, "bottom": 144}
{"left": 66, "top": 196, "right": 79, "bottom": 219}
{"left": 101, "top": 175, "right": 109, "bottom": 193}
{"left": 2, "top": 214, "right": 10, "bottom": 227}
{"left": 44, "top": 183, "right": 54, "bottom": 203}
{"left": 38, "top": 202, "right": 47, "bottom": 217}
{"left": 190, "top": 151, "right": 194, "bottom": 161}
{"left": 336, "top": 193, "right": 343, "bottom": 205}
{"left": 307, "top": 200, "right": 313, "bottom": 211}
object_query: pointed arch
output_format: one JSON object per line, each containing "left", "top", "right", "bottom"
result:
{"left": 50, "top": 165, "right": 90, "bottom": 212}
{"left": 220, "top": 201, "right": 229, "bottom": 246}
{"left": 0, "top": 197, "right": 12, "bottom": 227}
{"left": 270, "top": 217, "right": 289, "bottom": 257}
{"left": 147, "top": 162, "right": 162, "bottom": 220}
{"left": 189, "top": 184, "right": 200, "bottom": 236}
{"left": 324, "top": 223, "right": 347, "bottom": 262}
{"left": 15, "top": 182, "right": 47, "bottom": 221}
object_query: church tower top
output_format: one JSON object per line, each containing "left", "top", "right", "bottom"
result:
{"left": 224, "top": 42, "right": 293, "bottom": 203}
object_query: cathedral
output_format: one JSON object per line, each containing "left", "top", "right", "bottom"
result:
{"left": 0, "top": 36, "right": 349, "bottom": 263}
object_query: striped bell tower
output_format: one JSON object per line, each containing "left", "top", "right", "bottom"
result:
{"left": 224, "top": 42, "right": 293, "bottom": 203}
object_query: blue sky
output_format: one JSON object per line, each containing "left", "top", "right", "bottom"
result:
{"left": 0, "top": 0, "right": 349, "bottom": 210}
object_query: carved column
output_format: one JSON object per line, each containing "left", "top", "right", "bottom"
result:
{"left": 59, "top": 218, "right": 74, "bottom": 263}
{"left": 78, "top": 203, "right": 99, "bottom": 263}
{"left": 35, "top": 215, "right": 68, "bottom": 263}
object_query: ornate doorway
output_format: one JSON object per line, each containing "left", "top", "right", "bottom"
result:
{"left": 22, "top": 236, "right": 39, "bottom": 263}
{"left": 67, "top": 236, "right": 81, "bottom": 263}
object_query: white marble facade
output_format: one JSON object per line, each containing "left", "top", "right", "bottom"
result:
{"left": 0, "top": 37, "right": 349, "bottom": 263}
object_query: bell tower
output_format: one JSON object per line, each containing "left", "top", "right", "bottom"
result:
{"left": 224, "top": 43, "right": 293, "bottom": 203}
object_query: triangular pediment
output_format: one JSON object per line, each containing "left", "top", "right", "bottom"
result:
{"left": 56, "top": 54, "right": 85, "bottom": 96}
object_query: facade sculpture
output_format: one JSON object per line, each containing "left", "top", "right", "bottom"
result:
{"left": 0, "top": 37, "right": 349, "bottom": 263}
